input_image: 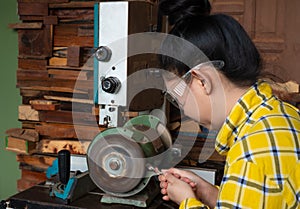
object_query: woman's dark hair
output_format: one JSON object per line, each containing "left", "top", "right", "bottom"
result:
{"left": 158, "top": 0, "right": 261, "bottom": 86}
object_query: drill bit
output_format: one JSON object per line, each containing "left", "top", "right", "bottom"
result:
{"left": 146, "top": 163, "right": 163, "bottom": 175}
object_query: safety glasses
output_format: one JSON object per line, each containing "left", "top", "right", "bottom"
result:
{"left": 164, "top": 60, "right": 225, "bottom": 109}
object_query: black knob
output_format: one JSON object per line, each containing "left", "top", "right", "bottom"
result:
{"left": 95, "top": 46, "right": 112, "bottom": 62}
{"left": 58, "top": 150, "right": 70, "bottom": 185}
{"left": 101, "top": 77, "right": 121, "bottom": 94}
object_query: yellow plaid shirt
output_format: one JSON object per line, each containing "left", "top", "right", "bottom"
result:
{"left": 180, "top": 81, "right": 300, "bottom": 209}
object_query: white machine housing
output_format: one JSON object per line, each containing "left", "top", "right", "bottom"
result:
{"left": 96, "top": 1, "right": 163, "bottom": 127}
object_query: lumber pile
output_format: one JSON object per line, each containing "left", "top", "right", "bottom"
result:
{"left": 265, "top": 79, "right": 300, "bottom": 107}
{"left": 6, "top": 0, "right": 104, "bottom": 191}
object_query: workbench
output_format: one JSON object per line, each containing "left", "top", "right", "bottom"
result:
{"left": 7, "top": 185, "right": 178, "bottom": 209}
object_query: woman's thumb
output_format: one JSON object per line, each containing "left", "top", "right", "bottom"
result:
{"left": 165, "top": 172, "right": 178, "bottom": 184}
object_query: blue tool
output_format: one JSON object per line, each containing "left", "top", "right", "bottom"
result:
{"left": 46, "top": 150, "right": 96, "bottom": 204}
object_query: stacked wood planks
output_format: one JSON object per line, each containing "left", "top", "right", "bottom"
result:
{"left": 6, "top": 0, "right": 104, "bottom": 191}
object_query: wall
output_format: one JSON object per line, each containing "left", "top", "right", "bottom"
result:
{"left": 0, "top": 0, "right": 21, "bottom": 199}
{"left": 278, "top": 0, "right": 300, "bottom": 83}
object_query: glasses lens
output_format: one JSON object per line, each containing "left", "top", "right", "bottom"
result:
{"left": 182, "top": 71, "right": 192, "bottom": 85}
{"left": 165, "top": 92, "right": 180, "bottom": 108}
{"left": 165, "top": 77, "right": 189, "bottom": 109}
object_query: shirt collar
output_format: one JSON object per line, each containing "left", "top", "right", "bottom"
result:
{"left": 215, "top": 80, "right": 273, "bottom": 155}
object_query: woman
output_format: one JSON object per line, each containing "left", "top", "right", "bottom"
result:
{"left": 158, "top": 0, "right": 300, "bottom": 208}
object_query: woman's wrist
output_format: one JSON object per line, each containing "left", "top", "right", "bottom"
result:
{"left": 195, "top": 180, "right": 219, "bottom": 208}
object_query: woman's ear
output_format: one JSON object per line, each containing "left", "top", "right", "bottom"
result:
{"left": 191, "top": 70, "right": 212, "bottom": 94}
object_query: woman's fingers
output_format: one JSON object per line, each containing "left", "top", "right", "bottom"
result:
{"left": 158, "top": 174, "right": 167, "bottom": 182}
{"left": 161, "top": 188, "right": 167, "bottom": 195}
{"left": 160, "top": 181, "right": 168, "bottom": 189}
{"left": 181, "top": 177, "right": 197, "bottom": 188}
{"left": 162, "top": 195, "right": 170, "bottom": 201}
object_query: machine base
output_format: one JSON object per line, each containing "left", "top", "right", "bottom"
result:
{"left": 100, "top": 177, "right": 160, "bottom": 207}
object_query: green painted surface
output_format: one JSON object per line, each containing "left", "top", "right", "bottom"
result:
{"left": 0, "top": 0, "right": 21, "bottom": 200}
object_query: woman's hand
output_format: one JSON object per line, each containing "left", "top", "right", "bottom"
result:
{"left": 159, "top": 168, "right": 219, "bottom": 208}
{"left": 158, "top": 170, "right": 196, "bottom": 204}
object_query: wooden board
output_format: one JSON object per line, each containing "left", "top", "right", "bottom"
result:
{"left": 37, "top": 139, "right": 90, "bottom": 155}
{"left": 44, "top": 16, "right": 58, "bottom": 25}
{"left": 17, "top": 69, "right": 49, "bottom": 80}
{"left": 37, "top": 110, "right": 97, "bottom": 126}
{"left": 53, "top": 24, "right": 93, "bottom": 47}
{"left": 43, "top": 95, "right": 93, "bottom": 104}
{"left": 9, "top": 22, "right": 43, "bottom": 29}
{"left": 17, "top": 79, "right": 93, "bottom": 94}
{"left": 18, "top": 2, "right": 49, "bottom": 16}
{"left": 67, "top": 45, "right": 81, "bottom": 67}
{"left": 49, "top": 1, "right": 95, "bottom": 9}
{"left": 17, "top": 169, "right": 47, "bottom": 191}
{"left": 18, "top": 26, "right": 52, "bottom": 58}
{"left": 48, "top": 69, "right": 90, "bottom": 80}
{"left": 30, "top": 100, "right": 60, "bottom": 110}
{"left": 18, "top": 58, "right": 48, "bottom": 70}
{"left": 35, "top": 122, "right": 104, "bottom": 140}
{"left": 17, "top": 154, "right": 56, "bottom": 171}
{"left": 5, "top": 128, "right": 39, "bottom": 142}
{"left": 19, "top": 105, "right": 40, "bottom": 121}
{"left": 50, "top": 8, "right": 94, "bottom": 23}
{"left": 6, "top": 136, "right": 37, "bottom": 154}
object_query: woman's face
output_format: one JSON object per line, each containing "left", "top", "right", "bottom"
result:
{"left": 163, "top": 70, "right": 212, "bottom": 128}
{"left": 182, "top": 78, "right": 211, "bottom": 127}
{"left": 163, "top": 60, "right": 226, "bottom": 130}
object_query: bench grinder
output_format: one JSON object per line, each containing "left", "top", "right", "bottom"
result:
{"left": 87, "top": 115, "right": 179, "bottom": 207}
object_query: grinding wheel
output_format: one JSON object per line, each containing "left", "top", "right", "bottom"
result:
{"left": 87, "top": 128, "right": 145, "bottom": 195}
{"left": 124, "top": 115, "right": 172, "bottom": 149}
